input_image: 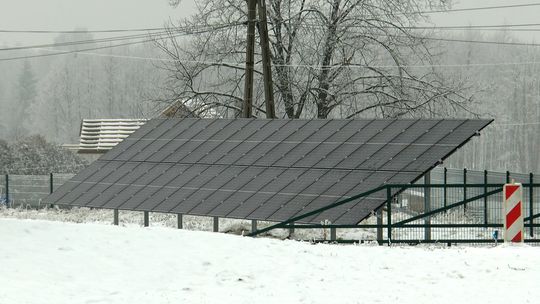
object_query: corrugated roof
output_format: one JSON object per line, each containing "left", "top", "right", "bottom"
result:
{"left": 47, "top": 118, "right": 492, "bottom": 225}
{"left": 78, "top": 119, "right": 147, "bottom": 153}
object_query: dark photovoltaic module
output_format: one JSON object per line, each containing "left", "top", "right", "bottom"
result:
{"left": 46, "top": 118, "right": 492, "bottom": 224}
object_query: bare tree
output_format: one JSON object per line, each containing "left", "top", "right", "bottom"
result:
{"left": 157, "top": 0, "right": 471, "bottom": 119}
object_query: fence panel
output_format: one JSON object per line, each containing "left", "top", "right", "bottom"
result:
{"left": 378, "top": 167, "right": 538, "bottom": 243}
{"left": 9, "top": 175, "right": 50, "bottom": 208}
{"left": 0, "top": 173, "right": 75, "bottom": 208}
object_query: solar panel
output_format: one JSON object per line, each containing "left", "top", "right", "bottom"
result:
{"left": 46, "top": 118, "right": 492, "bottom": 225}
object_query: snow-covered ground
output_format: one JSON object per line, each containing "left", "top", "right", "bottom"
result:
{"left": 2, "top": 205, "right": 511, "bottom": 242}
{"left": 1, "top": 218, "right": 539, "bottom": 304}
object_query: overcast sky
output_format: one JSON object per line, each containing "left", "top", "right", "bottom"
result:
{"left": 1, "top": 0, "right": 540, "bottom": 46}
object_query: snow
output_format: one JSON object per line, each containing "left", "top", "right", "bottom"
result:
{"left": 1, "top": 218, "right": 539, "bottom": 304}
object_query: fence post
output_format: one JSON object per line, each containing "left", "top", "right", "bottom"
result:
{"left": 424, "top": 171, "right": 431, "bottom": 241}
{"left": 49, "top": 173, "right": 55, "bottom": 208}
{"left": 484, "top": 170, "right": 488, "bottom": 225}
{"left": 386, "top": 186, "right": 392, "bottom": 245}
{"left": 376, "top": 207, "right": 383, "bottom": 244}
{"left": 463, "top": 168, "right": 467, "bottom": 212}
{"left": 443, "top": 167, "right": 447, "bottom": 213}
{"left": 530, "top": 173, "right": 534, "bottom": 237}
{"left": 5, "top": 174, "right": 9, "bottom": 208}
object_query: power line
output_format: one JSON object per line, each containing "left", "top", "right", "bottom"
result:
{"left": 417, "top": 2, "right": 540, "bottom": 14}
{"left": 415, "top": 36, "right": 540, "bottom": 47}
{"left": 287, "top": 23, "right": 540, "bottom": 47}
{"left": 5, "top": 20, "right": 540, "bottom": 62}
{"left": 401, "top": 23, "right": 540, "bottom": 30}
{"left": 287, "top": 21, "right": 540, "bottom": 31}
{"left": 5, "top": 20, "right": 540, "bottom": 54}
{"left": 0, "top": 22, "right": 243, "bottom": 53}
{"left": 0, "top": 28, "right": 166, "bottom": 34}
{"left": 31, "top": 48, "right": 540, "bottom": 69}
{"left": 0, "top": 31, "right": 168, "bottom": 52}
{"left": 0, "top": 23, "right": 241, "bottom": 61}
{"left": 0, "top": 37, "right": 168, "bottom": 61}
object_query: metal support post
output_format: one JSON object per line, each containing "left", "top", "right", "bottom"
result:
{"left": 213, "top": 216, "right": 219, "bottom": 232}
{"left": 424, "top": 171, "right": 431, "bottom": 241}
{"left": 530, "top": 173, "right": 534, "bottom": 237}
{"left": 143, "top": 211, "right": 149, "bottom": 227}
{"left": 177, "top": 214, "right": 183, "bottom": 229}
{"left": 376, "top": 208, "right": 383, "bottom": 244}
{"left": 484, "top": 170, "right": 488, "bottom": 225}
{"left": 506, "top": 171, "right": 510, "bottom": 183}
{"left": 113, "top": 209, "right": 119, "bottom": 226}
{"left": 5, "top": 174, "right": 9, "bottom": 208}
{"left": 443, "top": 167, "right": 447, "bottom": 213}
{"left": 386, "top": 186, "right": 392, "bottom": 244}
{"left": 289, "top": 222, "right": 295, "bottom": 236}
{"left": 330, "top": 227, "right": 337, "bottom": 241}
{"left": 251, "top": 220, "right": 257, "bottom": 234}
{"left": 463, "top": 168, "right": 467, "bottom": 212}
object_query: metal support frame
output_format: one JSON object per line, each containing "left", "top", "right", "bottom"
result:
{"left": 144, "top": 211, "right": 149, "bottom": 227}
{"left": 213, "top": 216, "right": 219, "bottom": 232}
{"left": 330, "top": 228, "right": 337, "bottom": 241}
{"left": 114, "top": 209, "right": 119, "bottom": 225}
{"left": 178, "top": 214, "right": 183, "bottom": 229}
{"left": 289, "top": 222, "right": 295, "bottom": 236}
{"left": 251, "top": 220, "right": 257, "bottom": 234}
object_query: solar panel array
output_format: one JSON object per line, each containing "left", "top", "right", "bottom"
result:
{"left": 46, "top": 118, "right": 492, "bottom": 225}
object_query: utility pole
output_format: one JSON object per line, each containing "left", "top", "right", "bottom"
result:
{"left": 243, "top": 0, "right": 257, "bottom": 118}
{"left": 257, "top": 0, "right": 275, "bottom": 119}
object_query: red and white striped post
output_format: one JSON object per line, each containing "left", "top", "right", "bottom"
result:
{"left": 503, "top": 183, "right": 524, "bottom": 243}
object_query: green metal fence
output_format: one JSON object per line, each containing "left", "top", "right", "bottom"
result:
{"left": 250, "top": 168, "right": 540, "bottom": 245}
{"left": 0, "top": 173, "right": 75, "bottom": 208}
